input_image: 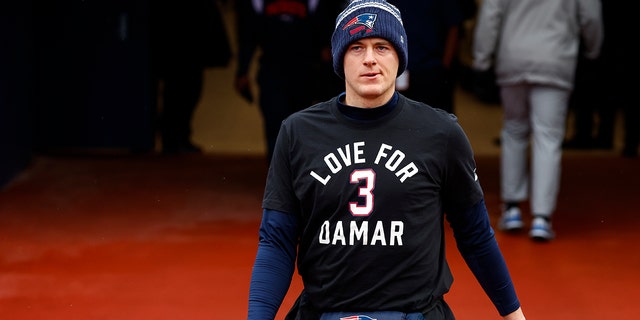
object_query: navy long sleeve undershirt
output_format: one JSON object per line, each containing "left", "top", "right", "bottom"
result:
{"left": 248, "top": 209, "right": 299, "bottom": 320}
{"left": 248, "top": 200, "right": 520, "bottom": 319}
{"left": 446, "top": 198, "right": 521, "bottom": 316}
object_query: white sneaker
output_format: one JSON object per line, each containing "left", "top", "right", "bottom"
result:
{"left": 498, "top": 206, "right": 524, "bottom": 231}
{"left": 529, "top": 217, "right": 555, "bottom": 241}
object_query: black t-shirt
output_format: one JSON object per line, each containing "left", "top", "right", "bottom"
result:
{"left": 263, "top": 93, "right": 483, "bottom": 313}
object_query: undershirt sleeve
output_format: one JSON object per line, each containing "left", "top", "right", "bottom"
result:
{"left": 248, "top": 209, "right": 299, "bottom": 320}
{"left": 446, "top": 199, "right": 521, "bottom": 316}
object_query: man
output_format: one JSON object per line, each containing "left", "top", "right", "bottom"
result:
{"left": 472, "top": 0, "right": 603, "bottom": 240}
{"left": 151, "top": 0, "right": 231, "bottom": 154}
{"left": 389, "top": 0, "right": 474, "bottom": 114}
{"left": 234, "top": 0, "right": 344, "bottom": 163}
{"left": 247, "top": 1, "right": 526, "bottom": 319}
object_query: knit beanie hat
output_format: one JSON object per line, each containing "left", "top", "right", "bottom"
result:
{"left": 331, "top": 0, "right": 408, "bottom": 79}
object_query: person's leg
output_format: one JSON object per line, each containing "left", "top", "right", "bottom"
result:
{"left": 497, "top": 84, "right": 531, "bottom": 231}
{"left": 529, "top": 85, "right": 570, "bottom": 217}
{"left": 564, "top": 57, "right": 597, "bottom": 148}
{"left": 257, "top": 72, "right": 293, "bottom": 163}
{"left": 594, "top": 102, "right": 616, "bottom": 149}
{"left": 622, "top": 102, "right": 639, "bottom": 157}
{"left": 592, "top": 58, "right": 615, "bottom": 149}
{"left": 500, "top": 84, "right": 531, "bottom": 205}
{"left": 565, "top": 92, "right": 594, "bottom": 148}
{"left": 528, "top": 85, "right": 570, "bottom": 240}
{"left": 161, "top": 66, "right": 204, "bottom": 153}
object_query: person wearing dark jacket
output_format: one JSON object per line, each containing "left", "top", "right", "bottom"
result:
{"left": 234, "top": 0, "right": 345, "bottom": 162}
{"left": 151, "top": 0, "right": 231, "bottom": 154}
{"left": 389, "top": 0, "right": 474, "bottom": 114}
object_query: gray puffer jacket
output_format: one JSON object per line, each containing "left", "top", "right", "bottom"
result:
{"left": 472, "top": 0, "right": 603, "bottom": 90}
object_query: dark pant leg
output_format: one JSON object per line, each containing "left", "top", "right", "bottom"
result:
{"left": 161, "top": 66, "right": 204, "bottom": 150}
{"left": 258, "top": 70, "right": 312, "bottom": 162}
{"left": 622, "top": 102, "right": 639, "bottom": 156}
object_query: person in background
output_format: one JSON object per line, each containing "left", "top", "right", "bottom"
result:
{"left": 247, "top": 1, "right": 527, "bottom": 319}
{"left": 562, "top": 52, "right": 615, "bottom": 151}
{"left": 564, "top": 1, "right": 639, "bottom": 158}
{"left": 472, "top": 0, "right": 603, "bottom": 241}
{"left": 234, "top": 0, "right": 342, "bottom": 163}
{"left": 389, "top": 0, "right": 475, "bottom": 114}
{"left": 150, "top": 0, "right": 231, "bottom": 155}
{"left": 597, "top": 1, "right": 638, "bottom": 158}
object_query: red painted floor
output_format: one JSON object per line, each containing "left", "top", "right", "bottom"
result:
{"left": 0, "top": 153, "right": 638, "bottom": 319}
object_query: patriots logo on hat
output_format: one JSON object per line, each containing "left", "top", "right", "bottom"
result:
{"left": 342, "top": 13, "right": 377, "bottom": 35}
{"left": 339, "top": 315, "right": 377, "bottom": 320}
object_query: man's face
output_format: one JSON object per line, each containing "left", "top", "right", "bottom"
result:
{"left": 343, "top": 37, "right": 399, "bottom": 108}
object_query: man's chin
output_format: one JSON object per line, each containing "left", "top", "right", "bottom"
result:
{"left": 357, "top": 85, "right": 385, "bottom": 98}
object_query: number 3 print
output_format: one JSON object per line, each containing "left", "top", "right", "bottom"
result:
{"left": 349, "top": 169, "right": 376, "bottom": 216}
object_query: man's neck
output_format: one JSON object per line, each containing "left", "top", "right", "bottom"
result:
{"left": 344, "top": 89, "right": 396, "bottom": 108}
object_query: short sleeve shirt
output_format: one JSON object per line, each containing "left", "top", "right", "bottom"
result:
{"left": 262, "top": 94, "right": 483, "bottom": 313}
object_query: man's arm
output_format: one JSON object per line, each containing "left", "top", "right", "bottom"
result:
{"left": 233, "top": 0, "right": 260, "bottom": 102}
{"left": 248, "top": 209, "right": 299, "bottom": 320}
{"left": 446, "top": 199, "right": 523, "bottom": 318}
{"left": 503, "top": 307, "right": 526, "bottom": 320}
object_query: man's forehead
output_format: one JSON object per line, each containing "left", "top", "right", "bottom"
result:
{"left": 350, "top": 37, "right": 391, "bottom": 45}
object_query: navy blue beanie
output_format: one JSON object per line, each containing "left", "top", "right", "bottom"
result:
{"left": 331, "top": 0, "right": 408, "bottom": 79}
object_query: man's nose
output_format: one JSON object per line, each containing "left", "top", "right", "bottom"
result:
{"left": 363, "top": 48, "right": 377, "bottom": 66}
